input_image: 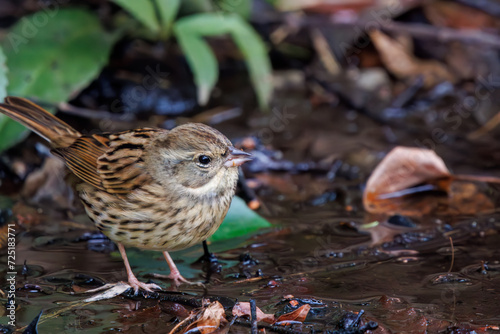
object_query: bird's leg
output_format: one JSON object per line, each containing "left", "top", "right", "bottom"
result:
{"left": 198, "top": 240, "right": 222, "bottom": 283}
{"left": 163, "top": 251, "right": 203, "bottom": 286}
{"left": 202, "top": 240, "right": 219, "bottom": 263}
{"left": 117, "top": 243, "right": 161, "bottom": 294}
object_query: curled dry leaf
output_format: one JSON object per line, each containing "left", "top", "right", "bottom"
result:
{"left": 369, "top": 30, "right": 456, "bottom": 88}
{"left": 363, "top": 146, "right": 500, "bottom": 216}
{"left": 364, "top": 147, "right": 450, "bottom": 206}
{"left": 276, "top": 304, "right": 311, "bottom": 324}
{"left": 170, "top": 301, "right": 227, "bottom": 334}
{"left": 232, "top": 302, "right": 275, "bottom": 324}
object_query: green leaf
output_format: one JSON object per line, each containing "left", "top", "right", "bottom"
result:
{"left": 155, "top": 0, "right": 181, "bottom": 38}
{"left": 0, "top": 46, "right": 7, "bottom": 101}
{"left": 173, "top": 13, "right": 272, "bottom": 109}
{"left": 0, "top": 8, "right": 119, "bottom": 152}
{"left": 174, "top": 28, "right": 218, "bottom": 105}
{"left": 215, "top": 0, "right": 252, "bottom": 19}
{"left": 230, "top": 16, "right": 272, "bottom": 110}
{"left": 112, "top": 0, "right": 160, "bottom": 33}
{"left": 210, "top": 196, "right": 271, "bottom": 242}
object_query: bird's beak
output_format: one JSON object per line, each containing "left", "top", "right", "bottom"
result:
{"left": 224, "top": 147, "right": 252, "bottom": 167}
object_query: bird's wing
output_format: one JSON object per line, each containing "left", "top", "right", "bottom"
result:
{"left": 96, "top": 129, "right": 159, "bottom": 194}
{"left": 55, "top": 129, "right": 160, "bottom": 194}
{"left": 54, "top": 134, "right": 110, "bottom": 190}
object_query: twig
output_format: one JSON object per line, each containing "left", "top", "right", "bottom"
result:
{"left": 467, "top": 110, "right": 500, "bottom": 140}
{"left": 58, "top": 102, "right": 136, "bottom": 121}
{"left": 310, "top": 28, "right": 341, "bottom": 75}
{"left": 250, "top": 299, "right": 258, "bottom": 334}
{"left": 448, "top": 236, "right": 455, "bottom": 273}
{"left": 301, "top": 16, "right": 500, "bottom": 49}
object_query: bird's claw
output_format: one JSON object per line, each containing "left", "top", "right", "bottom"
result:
{"left": 150, "top": 272, "right": 205, "bottom": 288}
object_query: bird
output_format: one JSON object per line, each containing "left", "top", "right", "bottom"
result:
{"left": 0, "top": 97, "right": 252, "bottom": 293}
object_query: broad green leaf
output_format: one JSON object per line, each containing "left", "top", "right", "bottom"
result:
{"left": 112, "top": 0, "right": 160, "bottom": 33}
{"left": 210, "top": 196, "right": 271, "bottom": 242}
{"left": 174, "top": 30, "right": 218, "bottom": 105}
{"left": 156, "top": 0, "right": 181, "bottom": 38}
{"left": 179, "top": 0, "right": 251, "bottom": 18}
{"left": 0, "top": 9, "right": 119, "bottom": 152}
{"left": 230, "top": 16, "right": 272, "bottom": 110}
{"left": 216, "top": 0, "right": 252, "bottom": 19}
{"left": 0, "top": 46, "right": 7, "bottom": 100}
{"left": 173, "top": 13, "right": 272, "bottom": 109}
{"left": 0, "top": 46, "right": 10, "bottom": 149}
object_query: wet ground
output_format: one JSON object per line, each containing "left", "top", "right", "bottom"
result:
{"left": 2, "top": 98, "right": 500, "bottom": 333}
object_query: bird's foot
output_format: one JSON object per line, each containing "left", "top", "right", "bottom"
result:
{"left": 85, "top": 279, "right": 161, "bottom": 296}
{"left": 150, "top": 271, "right": 205, "bottom": 287}
{"left": 126, "top": 275, "right": 162, "bottom": 295}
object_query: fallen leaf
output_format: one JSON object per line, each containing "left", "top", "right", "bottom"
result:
{"left": 232, "top": 302, "right": 275, "bottom": 324}
{"left": 275, "top": 304, "right": 311, "bottom": 325}
{"left": 22, "top": 156, "right": 75, "bottom": 209}
{"left": 364, "top": 146, "right": 451, "bottom": 213}
{"left": 170, "top": 301, "right": 227, "bottom": 334}
{"left": 363, "top": 146, "right": 500, "bottom": 215}
{"left": 369, "top": 30, "right": 456, "bottom": 88}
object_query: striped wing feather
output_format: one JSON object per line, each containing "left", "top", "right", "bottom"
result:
{"left": 0, "top": 97, "right": 158, "bottom": 195}
{"left": 97, "top": 129, "right": 158, "bottom": 194}
{"left": 56, "top": 129, "right": 159, "bottom": 194}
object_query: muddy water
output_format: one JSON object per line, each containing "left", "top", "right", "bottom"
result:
{"left": 1, "top": 197, "right": 499, "bottom": 332}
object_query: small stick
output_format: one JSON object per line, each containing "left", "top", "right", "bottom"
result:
{"left": 467, "top": 110, "right": 500, "bottom": 140}
{"left": 250, "top": 299, "right": 258, "bottom": 334}
{"left": 448, "top": 236, "right": 455, "bottom": 273}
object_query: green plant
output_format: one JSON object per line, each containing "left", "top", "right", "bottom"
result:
{"left": 0, "top": 1, "right": 272, "bottom": 152}
{"left": 0, "top": 9, "right": 118, "bottom": 152}
{"left": 113, "top": 0, "right": 272, "bottom": 109}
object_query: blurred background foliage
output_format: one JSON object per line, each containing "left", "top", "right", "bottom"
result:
{"left": 0, "top": 0, "right": 272, "bottom": 152}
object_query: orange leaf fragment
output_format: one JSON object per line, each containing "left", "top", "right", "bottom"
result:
{"left": 169, "top": 301, "right": 227, "bottom": 334}
{"left": 232, "top": 302, "right": 276, "bottom": 324}
{"left": 276, "top": 304, "right": 311, "bottom": 325}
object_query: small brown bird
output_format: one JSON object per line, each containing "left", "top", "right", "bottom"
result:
{"left": 0, "top": 97, "right": 251, "bottom": 293}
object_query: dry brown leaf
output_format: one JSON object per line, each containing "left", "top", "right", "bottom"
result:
{"left": 170, "top": 301, "right": 227, "bottom": 334}
{"left": 369, "top": 30, "right": 456, "bottom": 88}
{"left": 363, "top": 146, "right": 500, "bottom": 216}
{"left": 364, "top": 146, "right": 450, "bottom": 209}
{"left": 275, "top": 304, "right": 311, "bottom": 324}
{"left": 232, "top": 302, "right": 275, "bottom": 324}
{"left": 424, "top": 1, "right": 499, "bottom": 30}
{"left": 22, "top": 156, "right": 75, "bottom": 209}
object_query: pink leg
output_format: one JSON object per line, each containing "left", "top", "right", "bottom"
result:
{"left": 163, "top": 251, "right": 200, "bottom": 286}
{"left": 118, "top": 243, "right": 161, "bottom": 294}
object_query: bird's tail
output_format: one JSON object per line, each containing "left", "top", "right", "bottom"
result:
{"left": 0, "top": 97, "right": 81, "bottom": 148}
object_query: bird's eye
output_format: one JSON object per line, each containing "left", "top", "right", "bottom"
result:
{"left": 222, "top": 150, "right": 228, "bottom": 157}
{"left": 197, "top": 155, "right": 212, "bottom": 166}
